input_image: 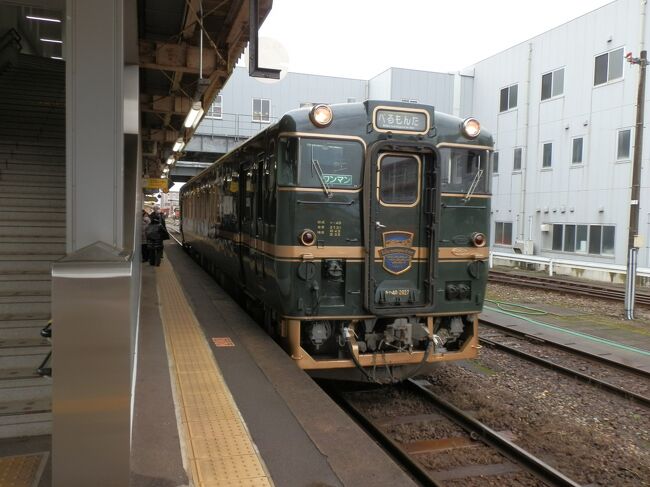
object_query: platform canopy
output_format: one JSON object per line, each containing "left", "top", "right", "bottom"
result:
{"left": 138, "top": 0, "right": 272, "bottom": 178}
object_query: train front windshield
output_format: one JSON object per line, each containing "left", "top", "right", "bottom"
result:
{"left": 279, "top": 137, "right": 363, "bottom": 189}
{"left": 439, "top": 147, "right": 491, "bottom": 195}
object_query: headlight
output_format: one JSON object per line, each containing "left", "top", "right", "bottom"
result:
{"left": 309, "top": 104, "right": 333, "bottom": 127}
{"left": 462, "top": 118, "right": 481, "bottom": 138}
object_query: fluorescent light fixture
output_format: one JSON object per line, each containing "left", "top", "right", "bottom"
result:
{"left": 26, "top": 15, "right": 61, "bottom": 23}
{"left": 172, "top": 138, "right": 184, "bottom": 152}
{"left": 40, "top": 38, "right": 63, "bottom": 44}
{"left": 166, "top": 157, "right": 174, "bottom": 165}
{"left": 50, "top": 56, "right": 63, "bottom": 60}
{"left": 183, "top": 101, "right": 204, "bottom": 128}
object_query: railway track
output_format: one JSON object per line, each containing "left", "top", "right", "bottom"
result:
{"left": 488, "top": 269, "right": 650, "bottom": 306}
{"left": 328, "top": 379, "right": 582, "bottom": 487}
{"left": 479, "top": 318, "right": 650, "bottom": 380}
{"left": 478, "top": 332, "right": 650, "bottom": 409}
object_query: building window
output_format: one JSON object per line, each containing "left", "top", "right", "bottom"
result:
{"left": 513, "top": 148, "right": 522, "bottom": 171}
{"left": 252, "top": 98, "right": 270, "bottom": 122}
{"left": 541, "top": 68, "right": 564, "bottom": 100}
{"left": 207, "top": 95, "right": 222, "bottom": 119}
{"left": 542, "top": 142, "right": 553, "bottom": 168}
{"left": 594, "top": 47, "right": 624, "bottom": 86}
{"left": 550, "top": 223, "right": 614, "bottom": 255}
{"left": 492, "top": 152, "right": 499, "bottom": 174}
{"left": 617, "top": 129, "right": 632, "bottom": 160}
{"left": 499, "top": 84, "right": 518, "bottom": 112}
{"left": 495, "top": 221, "right": 513, "bottom": 245}
{"left": 572, "top": 137, "right": 584, "bottom": 164}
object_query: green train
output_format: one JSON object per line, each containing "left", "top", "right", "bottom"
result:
{"left": 180, "top": 100, "right": 493, "bottom": 381}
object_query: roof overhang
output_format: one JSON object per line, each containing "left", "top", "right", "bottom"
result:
{"left": 138, "top": 0, "right": 272, "bottom": 177}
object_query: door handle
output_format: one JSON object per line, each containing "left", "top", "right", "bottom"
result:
{"left": 375, "top": 221, "right": 387, "bottom": 229}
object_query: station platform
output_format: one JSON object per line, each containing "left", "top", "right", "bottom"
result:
{"left": 131, "top": 242, "right": 417, "bottom": 487}
{"left": 480, "top": 306, "right": 650, "bottom": 373}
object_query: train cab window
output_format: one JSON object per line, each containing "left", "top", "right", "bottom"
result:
{"left": 378, "top": 154, "right": 420, "bottom": 206}
{"left": 439, "top": 148, "right": 490, "bottom": 194}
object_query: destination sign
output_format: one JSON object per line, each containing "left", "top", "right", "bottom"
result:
{"left": 375, "top": 109, "right": 428, "bottom": 132}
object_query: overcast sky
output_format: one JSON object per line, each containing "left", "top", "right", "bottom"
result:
{"left": 257, "top": 0, "right": 614, "bottom": 79}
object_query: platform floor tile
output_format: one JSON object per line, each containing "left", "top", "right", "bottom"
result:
{"left": 156, "top": 259, "right": 273, "bottom": 487}
{"left": 0, "top": 452, "right": 48, "bottom": 487}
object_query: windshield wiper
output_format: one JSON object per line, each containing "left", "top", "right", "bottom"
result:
{"left": 463, "top": 168, "right": 484, "bottom": 201}
{"left": 311, "top": 146, "right": 332, "bottom": 198}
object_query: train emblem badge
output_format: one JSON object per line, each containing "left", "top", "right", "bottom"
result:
{"left": 380, "top": 231, "right": 416, "bottom": 275}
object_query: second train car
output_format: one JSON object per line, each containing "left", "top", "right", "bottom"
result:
{"left": 180, "top": 100, "right": 493, "bottom": 381}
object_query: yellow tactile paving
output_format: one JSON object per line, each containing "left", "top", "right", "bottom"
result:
{"left": 0, "top": 453, "right": 48, "bottom": 487}
{"left": 156, "top": 259, "right": 273, "bottom": 487}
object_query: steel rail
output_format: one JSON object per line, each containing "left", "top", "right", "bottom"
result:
{"left": 326, "top": 385, "right": 443, "bottom": 487}
{"left": 479, "top": 337, "right": 650, "bottom": 408}
{"left": 404, "top": 379, "right": 582, "bottom": 487}
{"left": 479, "top": 318, "right": 650, "bottom": 379}
{"left": 488, "top": 270, "right": 650, "bottom": 306}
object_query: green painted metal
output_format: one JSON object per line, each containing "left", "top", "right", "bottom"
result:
{"left": 180, "top": 100, "right": 494, "bottom": 330}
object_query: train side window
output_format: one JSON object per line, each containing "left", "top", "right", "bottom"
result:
{"left": 278, "top": 137, "right": 299, "bottom": 185}
{"left": 378, "top": 154, "right": 421, "bottom": 207}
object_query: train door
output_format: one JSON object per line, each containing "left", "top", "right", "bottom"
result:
{"left": 240, "top": 161, "right": 255, "bottom": 287}
{"left": 366, "top": 145, "right": 436, "bottom": 314}
{"left": 240, "top": 156, "right": 265, "bottom": 292}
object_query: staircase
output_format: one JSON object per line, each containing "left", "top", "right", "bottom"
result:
{"left": 0, "top": 54, "right": 65, "bottom": 438}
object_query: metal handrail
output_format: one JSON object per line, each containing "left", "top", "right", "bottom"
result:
{"left": 490, "top": 250, "right": 650, "bottom": 278}
{"left": 0, "top": 28, "right": 22, "bottom": 53}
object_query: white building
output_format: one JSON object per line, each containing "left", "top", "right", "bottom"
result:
{"left": 471, "top": 0, "right": 645, "bottom": 267}
{"left": 190, "top": 0, "right": 646, "bottom": 267}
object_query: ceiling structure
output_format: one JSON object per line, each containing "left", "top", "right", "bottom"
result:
{"left": 138, "top": 0, "right": 272, "bottom": 178}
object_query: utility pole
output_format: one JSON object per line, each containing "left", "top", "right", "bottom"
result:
{"left": 625, "top": 50, "right": 648, "bottom": 320}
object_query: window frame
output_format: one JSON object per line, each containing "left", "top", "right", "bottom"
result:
{"left": 494, "top": 221, "right": 513, "bottom": 246}
{"left": 542, "top": 142, "right": 553, "bottom": 168}
{"left": 616, "top": 128, "right": 632, "bottom": 161}
{"left": 513, "top": 147, "right": 522, "bottom": 172}
{"left": 252, "top": 97, "right": 271, "bottom": 123}
{"left": 499, "top": 83, "right": 518, "bottom": 112}
{"left": 546, "top": 223, "right": 615, "bottom": 256}
{"left": 571, "top": 136, "right": 584, "bottom": 164}
{"left": 594, "top": 47, "right": 625, "bottom": 87}
{"left": 541, "top": 68, "right": 565, "bottom": 101}
{"left": 377, "top": 153, "right": 422, "bottom": 208}
{"left": 206, "top": 94, "right": 223, "bottom": 119}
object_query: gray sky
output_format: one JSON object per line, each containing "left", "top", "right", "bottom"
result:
{"left": 257, "top": 0, "right": 614, "bottom": 79}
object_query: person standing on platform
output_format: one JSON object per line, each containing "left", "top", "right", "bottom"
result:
{"left": 151, "top": 204, "right": 166, "bottom": 229}
{"left": 146, "top": 211, "right": 169, "bottom": 266}
{"left": 141, "top": 209, "right": 150, "bottom": 262}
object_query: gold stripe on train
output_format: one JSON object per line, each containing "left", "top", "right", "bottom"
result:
{"left": 438, "top": 247, "right": 489, "bottom": 260}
